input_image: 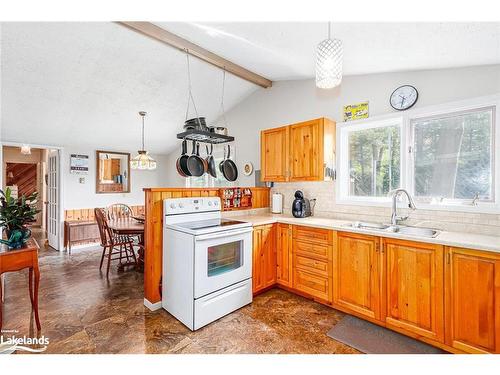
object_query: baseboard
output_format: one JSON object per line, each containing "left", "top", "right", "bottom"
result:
{"left": 144, "top": 298, "right": 162, "bottom": 311}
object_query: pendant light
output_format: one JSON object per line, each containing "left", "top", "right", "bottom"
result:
{"left": 316, "top": 22, "right": 343, "bottom": 89}
{"left": 131, "top": 111, "right": 157, "bottom": 170}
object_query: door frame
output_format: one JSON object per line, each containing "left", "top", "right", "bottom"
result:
{"left": 1, "top": 141, "right": 64, "bottom": 251}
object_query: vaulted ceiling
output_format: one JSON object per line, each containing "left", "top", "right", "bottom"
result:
{"left": 2, "top": 22, "right": 499, "bottom": 155}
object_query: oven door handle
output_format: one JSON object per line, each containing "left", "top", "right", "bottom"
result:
{"left": 195, "top": 227, "right": 253, "bottom": 241}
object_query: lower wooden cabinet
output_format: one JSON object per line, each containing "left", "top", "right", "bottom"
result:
{"left": 333, "top": 232, "right": 381, "bottom": 321}
{"left": 252, "top": 224, "right": 277, "bottom": 294}
{"left": 445, "top": 247, "right": 500, "bottom": 353}
{"left": 276, "top": 223, "right": 292, "bottom": 287}
{"left": 383, "top": 238, "right": 444, "bottom": 342}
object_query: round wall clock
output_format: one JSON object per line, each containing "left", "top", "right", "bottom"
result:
{"left": 390, "top": 85, "right": 418, "bottom": 111}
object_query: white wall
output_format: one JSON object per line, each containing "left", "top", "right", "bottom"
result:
{"left": 62, "top": 148, "right": 169, "bottom": 209}
{"left": 221, "top": 64, "right": 500, "bottom": 186}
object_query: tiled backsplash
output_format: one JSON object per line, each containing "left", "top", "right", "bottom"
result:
{"left": 272, "top": 182, "right": 500, "bottom": 236}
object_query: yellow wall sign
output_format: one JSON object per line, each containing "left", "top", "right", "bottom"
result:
{"left": 343, "top": 102, "right": 369, "bottom": 122}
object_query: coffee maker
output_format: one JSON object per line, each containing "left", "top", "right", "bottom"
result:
{"left": 292, "top": 190, "right": 316, "bottom": 218}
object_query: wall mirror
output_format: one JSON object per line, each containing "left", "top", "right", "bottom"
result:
{"left": 96, "top": 150, "right": 130, "bottom": 194}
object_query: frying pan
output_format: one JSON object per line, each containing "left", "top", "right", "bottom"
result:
{"left": 187, "top": 141, "right": 205, "bottom": 177}
{"left": 176, "top": 139, "right": 190, "bottom": 177}
{"left": 206, "top": 144, "right": 217, "bottom": 178}
{"left": 220, "top": 145, "right": 238, "bottom": 182}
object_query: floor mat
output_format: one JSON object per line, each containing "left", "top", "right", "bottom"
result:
{"left": 327, "top": 315, "right": 446, "bottom": 354}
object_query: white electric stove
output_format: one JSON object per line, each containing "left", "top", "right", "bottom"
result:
{"left": 162, "top": 197, "right": 253, "bottom": 330}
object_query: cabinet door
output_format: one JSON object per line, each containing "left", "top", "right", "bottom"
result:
{"left": 252, "top": 227, "right": 264, "bottom": 293}
{"left": 276, "top": 223, "right": 292, "bottom": 287}
{"left": 445, "top": 247, "right": 500, "bottom": 353}
{"left": 384, "top": 239, "right": 444, "bottom": 342}
{"left": 262, "top": 224, "right": 277, "bottom": 288}
{"left": 289, "top": 119, "right": 322, "bottom": 181}
{"left": 260, "top": 126, "right": 289, "bottom": 182}
{"left": 334, "top": 232, "right": 381, "bottom": 321}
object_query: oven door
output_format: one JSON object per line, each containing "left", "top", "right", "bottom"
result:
{"left": 194, "top": 227, "right": 252, "bottom": 299}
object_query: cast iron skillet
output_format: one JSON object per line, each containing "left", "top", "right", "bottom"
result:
{"left": 176, "top": 139, "right": 191, "bottom": 177}
{"left": 187, "top": 141, "right": 205, "bottom": 177}
{"left": 206, "top": 144, "right": 217, "bottom": 178}
{"left": 220, "top": 145, "right": 238, "bottom": 182}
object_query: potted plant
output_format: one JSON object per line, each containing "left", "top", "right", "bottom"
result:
{"left": 0, "top": 187, "right": 41, "bottom": 249}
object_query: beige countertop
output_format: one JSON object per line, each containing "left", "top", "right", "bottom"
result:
{"left": 226, "top": 213, "right": 500, "bottom": 254}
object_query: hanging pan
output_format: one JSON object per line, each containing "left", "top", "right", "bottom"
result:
{"left": 221, "top": 145, "right": 238, "bottom": 182}
{"left": 176, "top": 139, "right": 191, "bottom": 177}
{"left": 187, "top": 141, "right": 205, "bottom": 177}
{"left": 206, "top": 144, "right": 217, "bottom": 178}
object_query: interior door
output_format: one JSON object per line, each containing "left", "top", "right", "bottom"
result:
{"left": 47, "top": 150, "right": 60, "bottom": 250}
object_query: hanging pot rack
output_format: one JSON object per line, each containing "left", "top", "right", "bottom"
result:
{"left": 176, "top": 50, "right": 234, "bottom": 145}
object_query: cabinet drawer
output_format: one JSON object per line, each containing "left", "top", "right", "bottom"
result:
{"left": 294, "top": 254, "right": 329, "bottom": 277}
{"left": 294, "top": 239, "right": 330, "bottom": 261}
{"left": 293, "top": 268, "right": 331, "bottom": 302}
{"left": 293, "top": 225, "right": 331, "bottom": 244}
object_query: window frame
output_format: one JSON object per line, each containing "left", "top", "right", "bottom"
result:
{"left": 336, "top": 94, "right": 500, "bottom": 213}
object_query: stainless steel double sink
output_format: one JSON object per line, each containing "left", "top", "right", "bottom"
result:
{"left": 344, "top": 221, "right": 440, "bottom": 238}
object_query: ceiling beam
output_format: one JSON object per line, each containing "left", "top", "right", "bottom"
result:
{"left": 117, "top": 21, "right": 273, "bottom": 89}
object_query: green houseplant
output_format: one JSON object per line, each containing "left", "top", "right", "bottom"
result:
{"left": 0, "top": 187, "right": 41, "bottom": 249}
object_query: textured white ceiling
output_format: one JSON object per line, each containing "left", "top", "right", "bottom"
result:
{"left": 159, "top": 22, "right": 500, "bottom": 80}
{"left": 1, "top": 22, "right": 257, "bottom": 155}
{"left": 2, "top": 22, "right": 499, "bottom": 156}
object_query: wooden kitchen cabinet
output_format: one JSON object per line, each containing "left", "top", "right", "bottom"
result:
{"left": 260, "top": 117, "right": 336, "bottom": 182}
{"left": 445, "top": 247, "right": 500, "bottom": 353}
{"left": 276, "top": 223, "right": 292, "bottom": 287}
{"left": 291, "top": 226, "right": 333, "bottom": 303}
{"left": 260, "top": 126, "right": 289, "bottom": 182}
{"left": 333, "top": 232, "right": 381, "bottom": 321}
{"left": 383, "top": 238, "right": 444, "bottom": 342}
{"left": 252, "top": 224, "right": 277, "bottom": 294}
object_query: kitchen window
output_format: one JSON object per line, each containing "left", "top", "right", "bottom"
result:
{"left": 410, "top": 107, "right": 494, "bottom": 203}
{"left": 337, "top": 97, "right": 498, "bottom": 211}
{"left": 338, "top": 117, "right": 403, "bottom": 201}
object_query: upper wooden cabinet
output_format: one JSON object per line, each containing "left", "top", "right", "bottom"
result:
{"left": 383, "top": 238, "right": 445, "bottom": 343}
{"left": 260, "top": 126, "right": 289, "bottom": 182}
{"left": 260, "top": 118, "right": 336, "bottom": 182}
{"left": 445, "top": 247, "right": 500, "bottom": 354}
{"left": 334, "top": 232, "right": 381, "bottom": 321}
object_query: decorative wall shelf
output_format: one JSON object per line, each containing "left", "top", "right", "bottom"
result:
{"left": 176, "top": 129, "right": 234, "bottom": 144}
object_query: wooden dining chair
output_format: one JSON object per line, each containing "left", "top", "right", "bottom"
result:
{"left": 94, "top": 208, "right": 137, "bottom": 277}
{"left": 106, "top": 203, "right": 133, "bottom": 220}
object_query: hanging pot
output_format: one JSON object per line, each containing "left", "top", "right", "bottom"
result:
{"left": 206, "top": 144, "right": 217, "bottom": 178}
{"left": 187, "top": 141, "right": 205, "bottom": 177}
{"left": 221, "top": 145, "right": 238, "bottom": 182}
{"left": 176, "top": 139, "right": 191, "bottom": 177}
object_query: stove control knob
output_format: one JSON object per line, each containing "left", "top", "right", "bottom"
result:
{"left": 208, "top": 201, "right": 212, "bottom": 206}
{"left": 214, "top": 201, "right": 219, "bottom": 206}
{"left": 170, "top": 203, "right": 176, "bottom": 209}
{"left": 179, "top": 203, "right": 184, "bottom": 208}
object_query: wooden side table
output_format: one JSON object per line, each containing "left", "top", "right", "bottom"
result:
{"left": 0, "top": 238, "right": 41, "bottom": 331}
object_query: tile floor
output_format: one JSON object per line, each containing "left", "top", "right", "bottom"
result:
{"left": 1, "top": 235, "right": 359, "bottom": 354}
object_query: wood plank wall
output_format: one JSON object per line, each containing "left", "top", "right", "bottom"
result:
{"left": 143, "top": 187, "right": 270, "bottom": 304}
{"left": 64, "top": 205, "right": 145, "bottom": 222}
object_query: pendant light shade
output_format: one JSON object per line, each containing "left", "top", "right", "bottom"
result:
{"left": 316, "top": 23, "right": 343, "bottom": 89}
{"left": 131, "top": 111, "right": 157, "bottom": 170}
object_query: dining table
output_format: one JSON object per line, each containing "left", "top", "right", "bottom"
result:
{"left": 107, "top": 217, "right": 145, "bottom": 270}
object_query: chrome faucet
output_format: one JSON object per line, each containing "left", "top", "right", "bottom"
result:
{"left": 388, "top": 189, "right": 416, "bottom": 226}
